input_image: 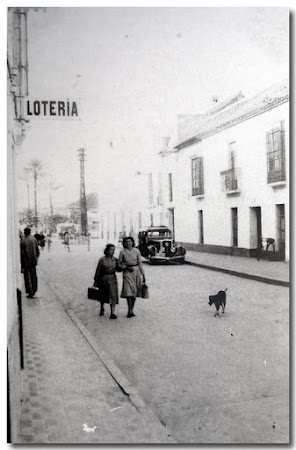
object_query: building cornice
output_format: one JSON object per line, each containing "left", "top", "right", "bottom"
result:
{"left": 174, "top": 94, "right": 289, "bottom": 151}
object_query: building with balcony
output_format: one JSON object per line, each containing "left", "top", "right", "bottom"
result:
{"left": 154, "top": 80, "right": 289, "bottom": 261}
{"left": 97, "top": 81, "right": 289, "bottom": 261}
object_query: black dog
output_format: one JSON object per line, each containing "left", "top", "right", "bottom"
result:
{"left": 208, "top": 289, "right": 227, "bottom": 317}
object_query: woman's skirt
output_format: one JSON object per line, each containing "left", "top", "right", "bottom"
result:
{"left": 99, "top": 274, "right": 119, "bottom": 305}
{"left": 121, "top": 267, "right": 142, "bottom": 298}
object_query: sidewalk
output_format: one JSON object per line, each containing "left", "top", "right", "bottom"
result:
{"left": 185, "top": 251, "right": 289, "bottom": 287}
{"left": 16, "top": 272, "right": 175, "bottom": 444}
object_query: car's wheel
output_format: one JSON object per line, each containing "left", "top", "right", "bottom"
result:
{"left": 177, "top": 246, "right": 186, "bottom": 256}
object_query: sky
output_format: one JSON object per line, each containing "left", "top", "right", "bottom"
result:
{"left": 9, "top": 6, "right": 289, "bottom": 213}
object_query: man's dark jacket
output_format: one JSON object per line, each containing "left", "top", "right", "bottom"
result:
{"left": 21, "top": 236, "right": 40, "bottom": 268}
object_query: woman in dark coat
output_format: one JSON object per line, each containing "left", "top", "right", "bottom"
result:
{"left": 94, "top": 244, "right": 119, "bottom": 319}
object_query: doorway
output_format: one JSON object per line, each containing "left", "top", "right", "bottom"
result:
{"left": 168, "top": 208, "right": 175, "bottom": 240}
{"left": 150, "top": 213, "right": 154, "bottom": 227}
{"left": 198, "top": 210, "right": 204, "bottom": 244}
{"left": 231, "top": 207, "right": 238, "bottom": 247}
{"left": 250, "top": 207, "right": 262, "bottom": 249}
{"left": 276, "top": 204, "right": 285, "bottom": 260}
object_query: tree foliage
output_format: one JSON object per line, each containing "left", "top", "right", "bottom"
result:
{"left": 42, "top": 214, "right": 70, "bottom": 232}
{"left": 19, "top": 208, "right": 34, "bottom": 226}
{"left": 69, "top": 208, "right": 81, "bottom": 224}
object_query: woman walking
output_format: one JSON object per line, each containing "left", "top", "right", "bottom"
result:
{"left": 118, "top": 237, "right": 146, "bottom": 318}
{"left": 94, "top": 244, "right": 119, "bottom": 319}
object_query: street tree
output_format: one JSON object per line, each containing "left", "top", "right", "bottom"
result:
{"left": 20, "top": 167, "right": 32, "bottom": 210}
{"left": 42, "top": 213, "right": 70, "bottom": 233}
{"left": 43, "top": 175, "right": 63, "bottom": 215}
{"left": 27, "top": 158, "right": 46, "bottom": 227}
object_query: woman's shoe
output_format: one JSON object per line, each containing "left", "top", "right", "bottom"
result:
{"left": 127, "top": 312, "right": 132, "bottom": 318}
{"left": 110, "top": 314, "right": 117, "bottom": 319}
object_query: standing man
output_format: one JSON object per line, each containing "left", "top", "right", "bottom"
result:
{"left": 64, "top": 231, "right": 70, "bottom": 250}
{"left": 20, "top": 228, "right": 40, "bottom": 298}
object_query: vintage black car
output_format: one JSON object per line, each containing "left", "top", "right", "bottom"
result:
{"left": 138, "top": 226, "right": 186, "bottom": 264}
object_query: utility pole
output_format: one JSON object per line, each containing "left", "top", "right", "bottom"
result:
{"left": 77, "top": 148, "right": 88, "bottom": 236}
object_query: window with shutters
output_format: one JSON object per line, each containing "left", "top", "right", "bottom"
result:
{"left": 220, "top": 141, "right": 240, "bottom": 193}
{"left": 138, "top": 211, "right": 142, "bottom": 230}
{"left": 191, "top": 157, "right": 204, "bottom": 196}
{"left": 148, "top": 173, "right": 153, "bottom": 204}
{"left": 157, "top": 173, "right": 163, "bottom": 206}
{"left": 168, "top": 173, "right": 173, "bottom": 202}
{"left": 266, "top": 122, "right": 286, "bottom": 184}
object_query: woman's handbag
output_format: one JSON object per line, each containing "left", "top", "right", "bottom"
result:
{"left": 141, "top": 283, "right": 149, "bottom": 299}
{"left": 88, "top": 285, "right": 101, "bottom": 301}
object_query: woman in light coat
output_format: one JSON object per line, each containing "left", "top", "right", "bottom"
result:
{"left": 118, "top": 237, "right": 146, "bottom": 318}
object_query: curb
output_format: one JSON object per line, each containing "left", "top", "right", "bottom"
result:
{"left": 40, "top": 272, "right": 176, "bottom": 444}
{"left": 185, "top": 261, "right": 289, "bottom": 287}
{"left": 66, "top": 310, "right": 175, "bottom": 443}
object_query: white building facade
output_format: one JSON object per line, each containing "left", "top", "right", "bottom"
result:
{"left": 146, "top": 143, "right": 179, "bottom": 239}
{"left": 159, "top": 81, "right": 289, "bottom": 261}
{"left": 97, "top": 81, "right": 289, "bottom": 261}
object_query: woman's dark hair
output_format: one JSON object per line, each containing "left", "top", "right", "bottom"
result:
{"left": 104, "top": 244, "right": 115, "bottom": 256}
{"left": 122, "top": 236, "right": 135, "bottom": 248}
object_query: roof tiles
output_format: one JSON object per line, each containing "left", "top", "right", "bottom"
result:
{"left": 175, "top": 79, "right": 289, "bottom": 150}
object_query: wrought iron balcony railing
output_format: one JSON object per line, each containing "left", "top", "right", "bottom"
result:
{"left": 220, "top": 168, "right": 240, "bottom": 193}
{"left": 267, "top": 167, "right": 286, "bottom": 184}
{"left": 192, "top": 184, "right": 204, "bottom": 196}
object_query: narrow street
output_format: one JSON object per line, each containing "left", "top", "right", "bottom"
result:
{"left": 37, "top": 237, "right": 289, "bottom": 444}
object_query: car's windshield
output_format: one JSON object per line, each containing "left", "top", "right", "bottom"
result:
{"left": 148, "top": 230, "right": 171, "bottom": 238}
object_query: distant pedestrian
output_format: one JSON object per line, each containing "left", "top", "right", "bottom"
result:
{"left": 34, "top": 230, "right": 41, "bottom": 245}
{"left": 39, "top": 231, "right": 46, "bottom": 250}
{"left": 94, "top": 244, "right": 119, "bottom": 319}
{"left": 20, "top": 227, "right": 39, "bottom": 298}
{"left": 47, "top": 234, "right": 52, "bottom": 252}
{"left": 64, "top": 231, "right": 70, "bottom": 250}
{"left": 118, "top": 237, "right": 146, "bottom": 318}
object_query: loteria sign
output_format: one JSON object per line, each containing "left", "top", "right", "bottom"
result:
{"left": 26, "top": 100, "right": 78, "bottom": 117}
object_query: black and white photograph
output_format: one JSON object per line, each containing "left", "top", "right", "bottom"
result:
{"left": 5, "top": 4, "right": 290, "bottom": 445}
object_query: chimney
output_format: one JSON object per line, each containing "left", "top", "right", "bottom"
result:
{"left": 161, "top": 137, "right": 170, "bottom": 152}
